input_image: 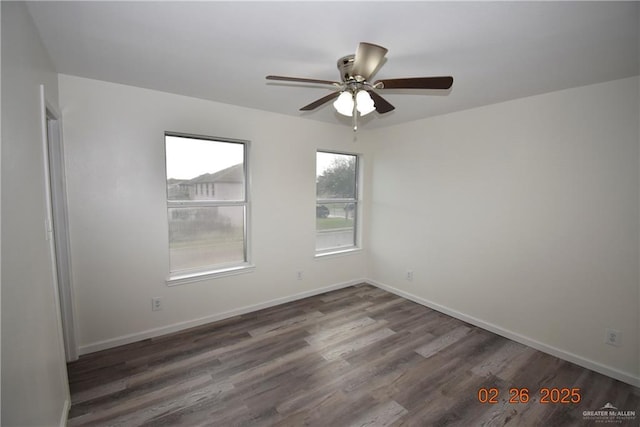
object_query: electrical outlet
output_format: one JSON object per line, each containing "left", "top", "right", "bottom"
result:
{"left": 297, "top": 271, "right": 303, "bottom": 280}
{"left": 406, "top": 270, "right": 414, "bottom": 281}
{"left": 604, "top": 328, "right": 621, "bottom": 347}
{"left": 151, "top": 297, "right": 162, "bottom": 311}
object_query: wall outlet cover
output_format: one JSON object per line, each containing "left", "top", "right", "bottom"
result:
{"left": 604, "top": 328, "right": 621, "bottom": 347}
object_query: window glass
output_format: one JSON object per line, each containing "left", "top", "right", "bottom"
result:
{"left": 166, "top": 136, "right": 244, "bottom": 201}
{"left": 316, "top": 151, "right": 356, "bottom": 199}
{"left": 168, "top": 206, "right": 245, "bottom": 271}
{"left": 166, "top": 134, "right": 248, "bottom": 276}
{"left": 316, "top": 151, "right": 359, "bottom": 253}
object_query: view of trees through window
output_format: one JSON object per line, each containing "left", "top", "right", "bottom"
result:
{"left": 316, "top": 151, "right": 358, "bottom": 252}
{"left": 165, "top": 134, "right": 247, "bottom": 275}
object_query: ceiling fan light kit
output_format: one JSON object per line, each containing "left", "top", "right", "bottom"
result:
{"left": 333, "top": 90, "right": 375, "bottom": 117}
{"left": 266, "top": 42, "right": 454, "bottom": 131}
{"left": 333, "top": 91, "right": 355, "bottom": 116}
{"left": 355, "top": 90, "right": 376, "bottom": 115}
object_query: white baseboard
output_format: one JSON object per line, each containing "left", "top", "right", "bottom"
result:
{"left": 366, "top": 278, "right": 640, "bottom": 388}
{"left": 78, "top": 278, "right": 362, "bottom": 355}
{"left": 59, "top": 397, "right": 70, "bottom": 427}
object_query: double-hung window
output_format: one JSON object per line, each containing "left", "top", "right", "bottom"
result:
{"left": 165, "top": 133, "right": 250, "bottom": 282}
{"left": 316, "top": 151, "right": 359, "bottom": 254}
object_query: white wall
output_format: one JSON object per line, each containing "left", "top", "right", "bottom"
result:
{"left": 58, "top": 75, "right": 368, "bottom": 353}
{"left": 367, "top": 77, "right": 640, "bottom": 384}
{"left": 1, "top": 2, "right": 70, "bottom": 425}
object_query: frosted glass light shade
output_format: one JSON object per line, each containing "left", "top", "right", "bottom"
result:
{"left": 333, "top": 91, "right": 354, "bottom": 116}
{"left": 356, "top": 90, "right": 375, "bottom": 116}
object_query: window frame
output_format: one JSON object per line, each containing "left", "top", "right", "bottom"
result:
{"left": 165, "top": 132, "right": 253, "bottom": 285}
{"left": 315, "top": 149, "right": 361, "bottom": 256}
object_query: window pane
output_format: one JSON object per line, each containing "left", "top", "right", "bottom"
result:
{"left": 166, "top": 136, "right": 245, "bottom": 201}
{"left": 316, "top": 152, "right": 357, "bottom": 199}
{"left": 168, "top": 206, "right": 245, "bottom": 272}
{"left": 316, "top": 202, "right": 356, "bottom": 251}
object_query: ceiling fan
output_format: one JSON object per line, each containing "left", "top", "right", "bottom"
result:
{"left": 266, "top": 42, "right": 453, "bottom": 131}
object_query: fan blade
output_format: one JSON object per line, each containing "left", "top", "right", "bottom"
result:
{"left": 300, "top": 91, "right": 341, "bottom": 111}
{"left": 266, "top": 75, "right": 339, "bottom": 86}
{"left": 351, "top": 42, "right": 388, "bottom": 80}
{"left": 375, "top": 76, "right": 453, "bottom": 90}
{"left": 367, "top": 90, "right": 395, "bottom": 114}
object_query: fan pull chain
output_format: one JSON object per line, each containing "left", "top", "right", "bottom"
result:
{"left": 352, "top": 96, "right": 358, "bottom": 132}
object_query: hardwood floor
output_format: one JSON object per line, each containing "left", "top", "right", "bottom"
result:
{"left": 67, "top": 284, "right": 639, "bottom": 426}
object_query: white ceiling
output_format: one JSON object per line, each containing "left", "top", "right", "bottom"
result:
{"left": 26, "top": 1, "right": 639, "bottom": 129}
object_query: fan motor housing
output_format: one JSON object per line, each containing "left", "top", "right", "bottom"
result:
{"left": 337, "top": 55, "right": 356, "bottom": 82}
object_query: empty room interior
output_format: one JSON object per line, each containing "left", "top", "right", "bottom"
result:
{"left": 2, "top": 1, "right": 640, "bottom": 426}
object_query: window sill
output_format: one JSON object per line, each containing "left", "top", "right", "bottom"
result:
{"left": 167, "top": 264, "right": 255, "bottom": 286}
{"left": 315, "top": 247, "right": 362, "bottom": 259}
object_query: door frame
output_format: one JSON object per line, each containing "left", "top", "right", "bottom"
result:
{"left": 40, "top": 85, "right": 78, "bottom": 361}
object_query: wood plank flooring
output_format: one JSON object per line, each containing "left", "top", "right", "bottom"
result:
{"left": 67, "top": 284, "right": 639, "bottom": 426}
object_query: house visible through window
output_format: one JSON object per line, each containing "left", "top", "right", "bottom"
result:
{"left": 316, "top": 151, "right": 359, "bottom": 253}
{"left": 165, "top": 133, "right": 249, "bottom": 279}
